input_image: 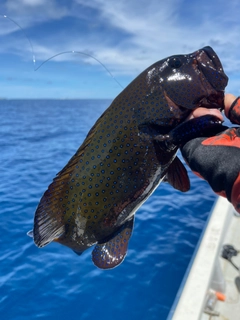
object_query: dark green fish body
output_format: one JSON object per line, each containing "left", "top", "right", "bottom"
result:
{"left": 31, "top": 46, "right": 228, "bottom": 269}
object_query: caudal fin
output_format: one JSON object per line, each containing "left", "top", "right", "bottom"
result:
{"left": 33, "top": 183, "right": 65, "bottom": 248}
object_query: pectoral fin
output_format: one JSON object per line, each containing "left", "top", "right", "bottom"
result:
{"left": 165, "top": 156, "right": 190, "bottom": 192}
{"left": 92, "top": 217, "right": 134, "bottom": 269}
{"left": 151, "top": 115, "right": 223, "bottom": 151}
{"left": 162, "top": 115, "right": 224, "bottom": 148}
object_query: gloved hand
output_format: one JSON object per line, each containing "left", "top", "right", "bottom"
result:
{"left": 181, "top": 95, "right": 240, "bottom": 213}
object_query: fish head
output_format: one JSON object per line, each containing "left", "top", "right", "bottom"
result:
{"left": 150, "top": 46, "right": 228, "bottom": 112}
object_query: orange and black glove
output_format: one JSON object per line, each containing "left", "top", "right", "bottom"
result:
{"left": 181, "top": 97, "right": 240, "bottom": 213}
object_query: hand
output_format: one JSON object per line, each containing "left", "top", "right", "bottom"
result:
{"left": 185, "top": 93, "right": 240, "bottom": 124}
{"left": 181, "top": 94, "right": 240, "bottom": 213}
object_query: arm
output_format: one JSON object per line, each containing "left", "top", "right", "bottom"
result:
{"left": 181, "top": 95, "right": 240, "bottom": 213}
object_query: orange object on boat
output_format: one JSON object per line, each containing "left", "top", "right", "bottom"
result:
{"left": 215, "top": 291, "right": 226, "bottom": 301}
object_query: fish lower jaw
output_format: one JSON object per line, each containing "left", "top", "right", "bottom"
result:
{"left": 197, "top": 93, "right": 224, "bottom": 110}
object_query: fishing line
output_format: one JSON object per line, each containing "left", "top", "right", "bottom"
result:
{"left": 1, "top": 14, "right": 124, "bottom": 89}
{"left": 2, "top": 14, "right": 36, "bottom": 66}
{"left": 34, "top": 51, "right": 124, "bottom": 89}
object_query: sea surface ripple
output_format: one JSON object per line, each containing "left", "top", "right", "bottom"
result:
{"left": 0, "top": 100, "right": 216, "bottom": 320}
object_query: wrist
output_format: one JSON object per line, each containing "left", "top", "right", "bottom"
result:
{"left": 227, "top": 96, "right": 240, "bottom": 124}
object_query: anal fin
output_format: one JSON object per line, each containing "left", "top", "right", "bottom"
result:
{"left": 92, "top": 217, "right": 134, "bottom": 269}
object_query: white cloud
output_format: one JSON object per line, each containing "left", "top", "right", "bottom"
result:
{"left": 1, "top": 0, "right": 239, "bottom": 66}
{"left": 4, "top": 0, "right": 69, "bottom": 20}
{"left": 72, "top": 0, "right": 240, "bottom": 65}
{"left": 21, "top": 0, "right": 46, "bottom": 6}
{"left": 1, "top": 0, "right": 240, "bottom": 95}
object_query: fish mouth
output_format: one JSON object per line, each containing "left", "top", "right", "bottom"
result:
{"left": 195, "top": 46, "right": 228, "bottom": 92}
{"left": 199, "top": 46, "right": 224, "bottom": 74}
{"left": 192, "top": 46, "right": 228, "bottom": 111}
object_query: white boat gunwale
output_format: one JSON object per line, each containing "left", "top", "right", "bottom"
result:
{"left": 167, "top": 196, "right": 237, "bottom": 320}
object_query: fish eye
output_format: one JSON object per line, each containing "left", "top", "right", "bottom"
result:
{"left": 169, "top": 58, "right": 182, "bottom": 69}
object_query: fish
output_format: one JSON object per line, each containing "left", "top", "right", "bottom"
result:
{"left": 29, "top": 46, "right": 228, "bottom": 269}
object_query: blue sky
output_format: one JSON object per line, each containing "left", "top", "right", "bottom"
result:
{"left": 0, "top": 0, "right": 240, "bottom": 99}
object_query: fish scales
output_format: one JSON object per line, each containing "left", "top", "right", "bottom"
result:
{"left": 31, "top": 46, "right": 228, "bottom": 269}
{"left": 40, "top": 88, "right": 175, "bottom": 244}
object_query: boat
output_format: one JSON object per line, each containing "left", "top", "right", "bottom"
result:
{"left": 167, "top": 196, "right": 240, "bottom": 320}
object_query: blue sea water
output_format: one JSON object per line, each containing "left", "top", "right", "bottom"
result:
{"left": 0, "top": 99, "right": 217, "bottom": 320}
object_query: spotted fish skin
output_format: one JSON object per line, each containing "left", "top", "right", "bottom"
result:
{"left": 32, "top": 46, "right": 228, "bottom": 269}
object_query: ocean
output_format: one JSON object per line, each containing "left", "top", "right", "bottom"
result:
{"left": 0, "top": 99, "right": 216, "bottom": 320}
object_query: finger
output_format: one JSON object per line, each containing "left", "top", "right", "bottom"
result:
{"left": 186, "top": 107, "right": 224, "bottom": 121}
{"left": 224, "top": 93, "right": 237, "bottom": 118}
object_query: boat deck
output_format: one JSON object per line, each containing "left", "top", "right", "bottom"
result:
{"left": 168, "top": 197, "right": 240, "bottom": 320}
{"left": 204, "top": 210, "right": 240, "bottom": 320}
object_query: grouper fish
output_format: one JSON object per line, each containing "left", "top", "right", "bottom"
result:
{"left": 30, "top": 46, "right": 228, "bottom": 269}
